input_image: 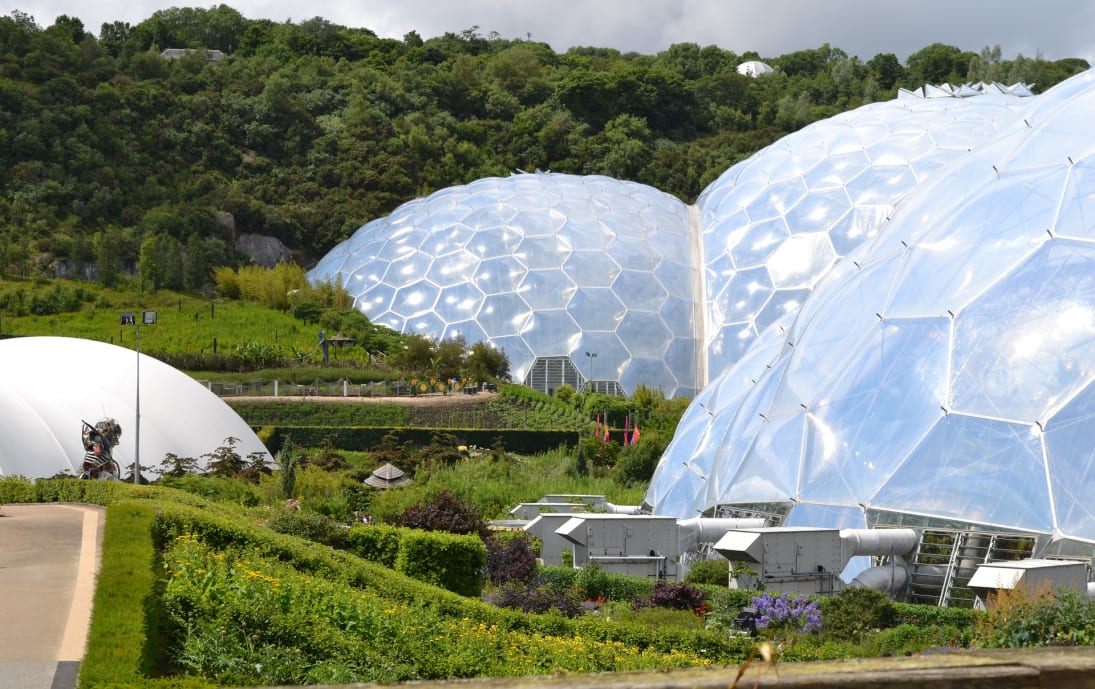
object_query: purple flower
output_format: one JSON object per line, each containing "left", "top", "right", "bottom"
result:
{"left": 750, "top": 593, "right": 822, "bottom": 634}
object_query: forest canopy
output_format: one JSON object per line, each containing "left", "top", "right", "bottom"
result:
{"left": 0, "top": 6, "right": 1088, "bottom": 286}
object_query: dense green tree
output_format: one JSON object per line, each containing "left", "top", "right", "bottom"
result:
{"left": 0, "top": 7, "right": 1087, "bottom": 287}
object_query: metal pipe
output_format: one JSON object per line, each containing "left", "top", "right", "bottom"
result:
{"left": 678, "top": 517, "right": 766, "bottom": 553}
{"left": 840, "top": 528, "right": 918, "bottom": 557}
{"left": 852, "top": 563, "right": 909, "bottom": 594}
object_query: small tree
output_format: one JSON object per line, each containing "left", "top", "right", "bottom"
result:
{"left": 203, "top": 436, "right": 245, "bottom": 477}
{"left": 155, "top": 452, "right": 199, "bottom": 479}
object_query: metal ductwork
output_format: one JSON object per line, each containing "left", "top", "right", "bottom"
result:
{"left": 851, "top": 563, "right": 909, "bottom": 594}
{"left": 678, "top": 517, "right": 767, "bottom": 553}
{"left": 840, "top": 528, "right": 918, "bottom": 557}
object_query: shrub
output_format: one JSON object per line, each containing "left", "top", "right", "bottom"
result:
{"left": 684, "top": 559, "right": 730, "bottom": 587}
{"left": 632, "top": 580, "right": 708, "bottom": 613}
{"left": 972, "top": 584, "right": 1095, "bottom": 648}
{"left": 485, "top": 582, "right": 583, "bottom": 617}
{"left": 485, "top": 533, "right": 538, "bottom": 587}
{"left": 266, "top": 508, "right": 348, "bottom": 549}
{"left": 396, "top": 489, "right": 488, "bottom": 539}
{"left": 820, "top": 587, "right": 894, "bottom": 642}
{"left": 157, "top": 474, "right": 259, "bottom": 507}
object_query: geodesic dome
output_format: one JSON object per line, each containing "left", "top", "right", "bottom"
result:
{"left": 310, "top": 85, "right": 1032, "bottom": 398}
{"left": 0, "top": 337, "right": 271, "bottom": 480}
{"left": 309, "top": 173, "right": 699, "bottom": 398}
{"left": 646, "top": 69, "right": 1095, "bottom": 558}
{"left": 696, "top": 82, "right": 1031, "bottom": 374}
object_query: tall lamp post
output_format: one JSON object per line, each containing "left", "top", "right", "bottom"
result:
{"left": 584, "top": 351, "right": 597, "bottom": 394}
{"left": 121, "top": 309, "right": 157, "bottom": 484}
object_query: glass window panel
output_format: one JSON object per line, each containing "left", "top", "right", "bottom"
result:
{"left": 442, "top": 320, "right": 488, "bottom": 346}
{"left": 801, "top": 150, "right": 871, "bottom": 189}
{"left": 756, "top": 288, "right": 810, "bottom": 332}
{"left": 745, "top": 178, "right": 808, "bottom": 222}
{"left": 706, "top": 322, "right": 760, "bottom": 375}
{"left": 519, "top": 270, "right": 575, "bottom": 310}
{"left": 827, "top": 205, "right": 889, "bottom": 255}
{"left": 1044, "top": 386, "right": 1095, "bottom": 540}
{"left": 663, "top": 338, "right": 697, "bottom": 392}
{"left": 871, "top": 415, "right": 1052, "bottom": 532}
{"left": 426, "top": 250, "right": 479, "bottom": 287}
{"left": 886, "top": 166, "right": 1065, "bottom": 317}
{"left": 606, "top": 237, "right": 658, "bottom": 271}
{"left": 383, "top": 252, "right": 432, "bottom": 288}
{"left": 510, "top": 208, "right": 565, "bottom": 236}
{"left": 612, "top": 270, "right": 667, "bottom": 312}
{"left": 473, "top": 255, "right": 526, "bottom": 295}
{"left": 619, "top": 357, "right": 675, "bottom": 397}
{"left": 391, "top": 282, "right": 440, "bottom": 318}
{"left": 406, "top": 311, "right": 444, "bottom": 338}
{"left": 567, "top": 288, "right": 626, "bottom": 331}
{"left": 557, "top": 219, "right": 611, "bottom": 251}
{"left": 654, "top": 260, "right": 694, "bottom": 299}
{"left": 660, "top": 295, "right": 695, "bottom": 336}
{"left": 951, "top": 241, "right": 1095, "bottom": 421}
{"left": 617, "top": 311, "right": 670, "bottom": 358}
{"left": 467, "top": 227, "right": 521, "bottom": 258}
{"left": 794, "top": 317, "right": 951, "bottom": 503}
{"left": 844, "top": 164, "right": 917, "bottom": 206}
{"left": 478, "top": 293, "right": 532, "bottom": 337}
{"left": 563, "top": 250, "right": 618, "bottom": 287}
{"left": 522, "top": 309, "right": 579, "bottom": 354}
{"left": 434, "top": 283, "right": 485, "bottom": 323}
{"left": 516, "top": 236, "right": 571, "bottom": 270}
{"left": 785, "top": 188, "right": 852, "bottom": 235}
{"left": 767, "top": 233, "right": 837, "bottom": 290}
{"left": 713, "top": 266, "right": 772, "bottom": 324}
{"left": 731, "top": 218, "right": 790, "bottom": 269}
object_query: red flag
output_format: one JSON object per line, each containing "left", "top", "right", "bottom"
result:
{"left": 631, "top": 423, "right": 640, "bottom": 445}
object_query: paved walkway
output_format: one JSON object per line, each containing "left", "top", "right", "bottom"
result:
{"left": 0, "top": 503, "right": 102, "bottom": 689}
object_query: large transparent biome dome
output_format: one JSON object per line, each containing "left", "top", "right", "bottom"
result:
{"left": 0, "top": 337, "right": 271, "bottom": 480}
{"left": 310, "top": 84, "right": 1032, "bottom": 398}
{"left": 697, "top": 81, "right": 1031, "bottom": 374}
{"left": 309, "top": 173, "right": 699, "bottom": 398}
{"left": 647, "top": 69, "right": 1095, "bottom": 558}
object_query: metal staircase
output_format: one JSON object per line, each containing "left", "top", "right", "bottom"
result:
{"left": 906, "top": 529, "right": 1035, "bottom": 607}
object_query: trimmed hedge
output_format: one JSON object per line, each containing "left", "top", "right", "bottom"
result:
{"left": 262, "top": 426, "right": 577, "bottom": 455}
{"left": 396, "top": 529, "right": 487, "bottom": 597}
{"left": 346, "top": 523, "right": 402, "bottom": 568}
{"left": 346, "top": 523, "right": 486, "bottom": 597}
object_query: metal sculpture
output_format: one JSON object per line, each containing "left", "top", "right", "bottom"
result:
{"left": 81, "top": 418, "right": 122, "bottom": 480}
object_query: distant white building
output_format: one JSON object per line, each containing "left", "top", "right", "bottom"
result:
{"left": 736, "top": 60, "right": 773, "bottom": 78}
{"left": 161, "top": 48, "right": 226, "bottom": 62}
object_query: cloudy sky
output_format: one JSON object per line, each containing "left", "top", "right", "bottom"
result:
{"left": 7, "top": 0, "right": 1095, "bottom": 63}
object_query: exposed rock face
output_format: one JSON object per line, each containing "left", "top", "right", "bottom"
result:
{"left": 237, "top": 233, "right": 291, "bottom": 267}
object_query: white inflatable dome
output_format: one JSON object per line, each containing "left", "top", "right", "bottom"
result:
{"left": 0, "top": 337, "right": 270, "bottom": 480}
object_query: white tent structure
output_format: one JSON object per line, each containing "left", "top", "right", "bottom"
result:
{"left": 0, "top": 336, "right": 270, "bottom": 480}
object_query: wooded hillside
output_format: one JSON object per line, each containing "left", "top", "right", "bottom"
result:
{"left": 0, "top": 7, "right": 1088, "bottom": 286}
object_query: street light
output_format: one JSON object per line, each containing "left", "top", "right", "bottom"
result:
{"left": 584, "top": 351, "right": 597, "bottom": 393}
{"left": 121, "top": 309, "right": 157, "bottom": 484}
